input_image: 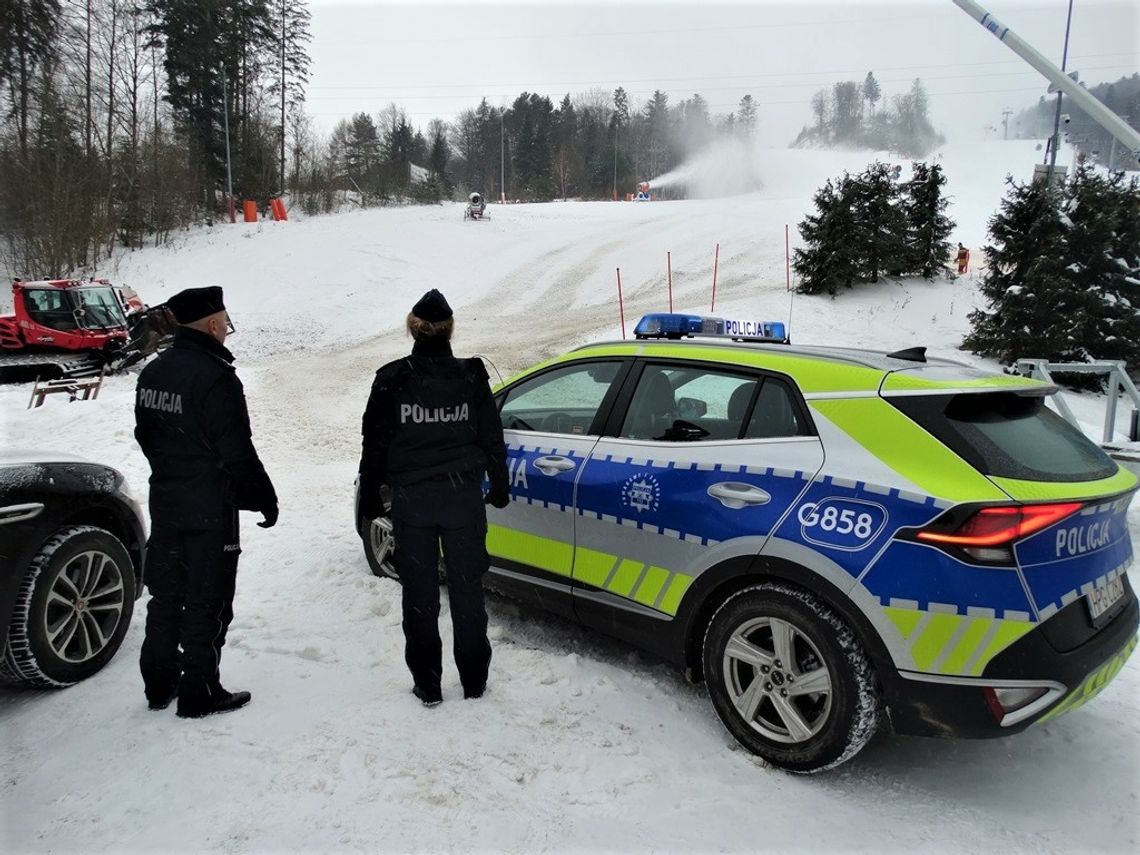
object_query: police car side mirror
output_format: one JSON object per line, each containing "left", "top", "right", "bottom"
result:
{"left": 677, "top": 397, "right": 708, "bottom": 419}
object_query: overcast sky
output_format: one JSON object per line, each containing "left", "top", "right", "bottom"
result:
{"left": 304, "top": 0, "right": 1138, "bottom": 145}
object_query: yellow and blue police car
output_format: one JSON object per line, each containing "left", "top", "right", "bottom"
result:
{"left": 359, "top": 312, "right": 1137, "bottom": 773}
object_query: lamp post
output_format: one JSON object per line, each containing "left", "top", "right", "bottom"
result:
{"left": 1047, "top": 0, "right": 1075, "bottom": 170}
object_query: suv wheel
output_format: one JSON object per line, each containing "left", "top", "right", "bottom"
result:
{"left": 702, "top": 583, "right": 881, "bottom": 773}
{"left": 1, "top": 525, "right": 136, "bottom": 687}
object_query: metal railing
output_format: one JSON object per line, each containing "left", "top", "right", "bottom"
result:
{"left": 1014, "top": 359, "right": 1140, "bottom": 444}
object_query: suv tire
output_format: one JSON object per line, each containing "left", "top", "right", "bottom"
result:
{"left": 1, "top": 525, "right": 136, "bottom": 687}
{"left": 702, "top": 583, "right": 880, "bottom": 773}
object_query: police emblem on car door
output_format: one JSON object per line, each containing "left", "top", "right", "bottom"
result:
{"left": 488, "top": 360, "right": 625, "bottom": 613}
{"left": 571, "top": 363, "right": 824, "bottom": 621}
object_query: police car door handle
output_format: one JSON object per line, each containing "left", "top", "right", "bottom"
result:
{"left": 707, "top": 482, "right": 771, "bottom": 509}
{"left": 533, "top": 456, "right": 576, "bottom": 476}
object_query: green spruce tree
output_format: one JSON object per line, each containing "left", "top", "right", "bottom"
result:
{"left": 964, "top": 177, "right": 1070, "bottom": 365}
{"left": 902, "top": 161, "right": 955, "bottom": 278}
{"left": 793, "top": 176, "right": 861, "bottom": 295}
{"left": 851, "top": 162, "right": 908, "bottom": 282}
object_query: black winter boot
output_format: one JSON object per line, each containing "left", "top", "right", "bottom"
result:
{"left": 177, "top": 685, "right": 252, "bottom": 719}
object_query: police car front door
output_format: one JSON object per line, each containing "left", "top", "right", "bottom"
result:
{"left": 487, "top": 360, "right": 626, "bottom": 619}
{"left": 571, "top": 363, "right": 824, "bottom": 634}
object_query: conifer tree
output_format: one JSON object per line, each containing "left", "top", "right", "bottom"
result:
{"left": 793, "top": 176, "right": 861, "bottom": 295}
{"left": 902, "top": 161, "right": 955, "bottom": 278}
{"left": 964, "top": 177, "right": 1071, "bottom": 365}
{"left": 851, "top": 162, "right": 908, "bottom": 282}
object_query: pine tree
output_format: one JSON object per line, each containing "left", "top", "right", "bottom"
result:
{"left": 862, "top": 72, "right": 881, "bottom": 116}
{"left": 851, "top": 162, "right": 908, "bottom": 282}
{"left": 963, "top": 177, "right": 1070, "bottom": 365}
{"left": 428, "top": 121, "right": 450, "bottom": 195}
{"left": 902, "top": 161, "right": 955, "bottom": 278}
{"left": 268, "top": 0, "right": 311, "bottom": 193}
{"left": 1058, "top": 166, "right": 1140, "bottom": 370}
{"left": 737, "top": 94, "right": 757, "bottom": 140}
{"left": 793, "top": 176, "right": 861, "bottom": 295}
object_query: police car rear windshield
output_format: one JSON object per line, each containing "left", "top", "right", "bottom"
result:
{"left": 889, "top": 392, "right": 1117, "bottom": 483}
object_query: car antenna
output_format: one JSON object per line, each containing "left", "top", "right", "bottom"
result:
{"left": 473, "top": 354, "right": 503, "bottom": 385}
{"left": 786, "top": 279, "right": 795, "bottom": 345}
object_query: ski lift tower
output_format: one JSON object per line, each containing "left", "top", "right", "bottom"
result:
{"left": 952, "top": 0, "right": 1140, "bottom": 173}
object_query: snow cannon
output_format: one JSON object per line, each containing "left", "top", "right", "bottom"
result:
{"left": 464, "top": 192, "right": 488, "bottom": 221}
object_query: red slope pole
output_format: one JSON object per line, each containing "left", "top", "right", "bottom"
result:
{"left": 616, "top": 267, "right": 626, "bottom": 339}
{"left": 710, "top": 242, "right": 720, "bottom": 312}
{"left": 667, "top": 251, "right": 673, "bottom": 312}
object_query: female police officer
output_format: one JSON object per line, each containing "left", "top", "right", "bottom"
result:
{"left": 358, "top": 290, "right": 509, "bottom": 706}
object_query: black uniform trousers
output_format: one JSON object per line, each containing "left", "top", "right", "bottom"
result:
{"left": 139, "top": 509, "right": 240, "bottom": 703}
{"left": 392, "top": 477, "right": 492, "bottom": 695}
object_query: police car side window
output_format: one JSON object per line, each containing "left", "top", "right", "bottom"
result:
{"left": 500, "top": 362, "right": 621, "bottom": 435}
{"left": 620, "top": 366, "right": 758, "bottom": 442}
{"left": 743, "top": 379, "right": 802, "bottom": 438}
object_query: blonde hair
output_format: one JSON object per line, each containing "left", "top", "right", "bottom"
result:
{"left": 406, "top": 313, "right": 454, "bottom": 340}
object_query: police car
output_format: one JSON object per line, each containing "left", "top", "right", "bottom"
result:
{"left": 360, "top": 313, "right": 1138, "bottom": 772}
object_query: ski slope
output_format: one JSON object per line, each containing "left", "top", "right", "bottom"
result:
{"left": 2, "top": 141, "right": 1137, "bottom": 853}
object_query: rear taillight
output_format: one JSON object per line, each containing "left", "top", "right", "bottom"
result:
{"left": 916, "top": 502, "right": 1083, "bottom": 563}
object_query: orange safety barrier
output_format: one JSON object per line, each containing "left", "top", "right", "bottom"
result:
{"left": 270, "top": 198, "right": 288, "bottom": 221}
{"left": 243, "top": 200, "right": 258, "bottom": 222}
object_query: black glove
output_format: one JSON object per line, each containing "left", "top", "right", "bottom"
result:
{"left": 257, "top": 504, "right": 279, "bottom": 529}
{"left": 484, "top": 485, "right": 510, "bottom": 509}
{"left": 359, "top": 489, "right": 386, "bottom": 522}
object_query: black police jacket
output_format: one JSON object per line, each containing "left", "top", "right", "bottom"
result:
{"left": 134, "top": 327, "right": 277, "bottom": 529}
{"left": 359, "top": 336, "right": 508, "bottom": 495}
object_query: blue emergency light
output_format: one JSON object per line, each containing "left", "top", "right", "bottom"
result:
{"left": 633, "top": 313, "right": 788, "bottom": 343}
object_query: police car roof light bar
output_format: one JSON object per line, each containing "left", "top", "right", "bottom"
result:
{"left": 633, "top": 313, "right": 789, "bottom": 344}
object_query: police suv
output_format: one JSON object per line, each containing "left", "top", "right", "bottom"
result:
{"left": 360, "top": 313, "right": 1138, "bottom": 772}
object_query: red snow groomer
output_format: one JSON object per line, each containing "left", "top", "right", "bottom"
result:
{"left": 0, "top": 278, "right": 173, "bottom": 383}
{"left": 464, "top": 192, "right": 488, "bottom": 221}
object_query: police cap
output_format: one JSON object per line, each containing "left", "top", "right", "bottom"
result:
{"left": 166, "top": 286, "right": 226, "bottom": 324}
{"left": 411, "top": 289, "right": 452, "bottom": 323}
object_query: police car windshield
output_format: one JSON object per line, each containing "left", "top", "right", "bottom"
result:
{"left": 69, "top": 287, "right": 126, "bottom": 329}
{"left": 889, "top": 392, "right": 1117, "bottom": 482}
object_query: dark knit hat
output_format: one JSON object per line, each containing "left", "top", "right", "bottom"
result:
{"left": 411, "top": 289, "right": 452, "bottom": 323}
{"left": 166, "top": 286, "right": 226, "bottom": 324}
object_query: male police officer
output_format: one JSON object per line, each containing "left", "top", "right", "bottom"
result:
{"left": 358, "top": 289, "right": 509, "bottom": 706}
{"left": 135, "top": 286, "right": 278, "bottom": 718}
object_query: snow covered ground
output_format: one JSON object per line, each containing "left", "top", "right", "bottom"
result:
{"left": 2, "top": 141, "right": 1137, "bottom": 853}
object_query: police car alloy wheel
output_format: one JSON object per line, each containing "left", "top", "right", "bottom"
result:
{"left": 366, "top": 516, "right": 398, "bottom": 580}
{"left": 702, "top": 584, "right": 881, "bottom": 773}
{"left": 1, "top": 526, "right": 136, "bottom": 687}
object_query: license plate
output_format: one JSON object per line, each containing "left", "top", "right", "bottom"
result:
{"left": 1086, "top": 577, "right": 1125, "bottom": 621}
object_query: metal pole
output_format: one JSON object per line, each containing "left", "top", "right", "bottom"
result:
{"left": 785, "top": 224, "right": 791, "bottom": 291}
{"left": 616, "top": 268, "right": 626, "bottom": 339}
{"left": 222, "top": 62, "right": 235, "bottom": 223}
{"left": 667, "top": 251, "right": 673, "bottom": 312}
{"left": 710, "top": 243, "right": 720, "bottom": 312}
{"left": 952, "top": 0, "right": 1140, "bottom": 165}
{"left": 1047, "top": 0, "right": 1074, "bottom": 171}
{"left": 500, "top": 111, "right": 505, "bottom": 203}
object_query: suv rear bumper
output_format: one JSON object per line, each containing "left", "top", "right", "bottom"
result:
{"left": 885, "top": 580, "right": 1138, "bottom": 739}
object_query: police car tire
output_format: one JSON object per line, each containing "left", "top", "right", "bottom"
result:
{"left": 361, "top": 508, "right": 447, "bottom": 584}
{"left": 1, "top": 526, "right": 136, "bottom": 688}
{"left": 702, "top": 583, "right": 881, "bottom": 773}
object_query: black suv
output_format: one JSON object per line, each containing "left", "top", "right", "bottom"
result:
{"left": 1, "top": 451, "right": 146, "bottom": 687}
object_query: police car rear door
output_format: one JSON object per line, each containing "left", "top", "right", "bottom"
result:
{"left": 571, "top": 359, "right": 824, "bottom": 637}
{"left": 488, "top": 358, "right": 629, "bottom": 619}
